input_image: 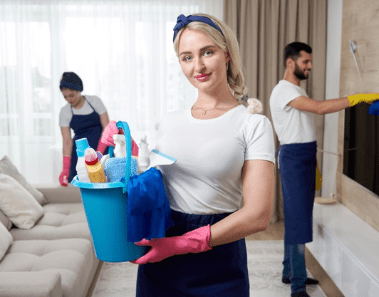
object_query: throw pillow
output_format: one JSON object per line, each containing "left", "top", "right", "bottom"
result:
{"left": 0, "top": 173, "right": 44, "bottom": 229}
{"left": 0, "top": 209, "right": 12, "bottom": 231}
{"left": 0, "top": 156, "right": 47, "bottom": 205}
{"left": 0, "top": 221, "right": 13, "bottom": 261}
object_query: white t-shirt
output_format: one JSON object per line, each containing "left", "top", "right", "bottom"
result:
{"left": 269, "top": 80, "right": 316, "bottom": 145}
{"left": 155, "top": 105, "right": 275, "bottom": 215}
{"left": 59, "top": 95, "right": 107, "bottom": 127}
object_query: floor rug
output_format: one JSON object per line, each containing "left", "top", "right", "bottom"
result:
{"left": 92, "top": 240, "right": 326, "bottom": 297}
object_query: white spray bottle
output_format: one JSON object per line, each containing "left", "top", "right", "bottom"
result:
{"left": 138, "top": 136, "right": 150, "bottom": 174}
{"left": 113, "top": 134, "right": 126, "bottom": 158}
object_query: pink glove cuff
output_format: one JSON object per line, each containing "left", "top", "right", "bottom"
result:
{"left": 62, "top": 156, "right": 71, "bottom": 172}
{"left": 182, "top": 224, "right": 212, "bottom": 253}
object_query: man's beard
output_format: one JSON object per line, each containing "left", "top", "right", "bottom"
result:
{"left": 294, "top": 63, "right": 309, "bottom": 80}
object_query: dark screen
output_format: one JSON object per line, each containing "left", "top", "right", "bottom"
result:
{"left": 343, "top": 103, "right": 379, "bottom": 196}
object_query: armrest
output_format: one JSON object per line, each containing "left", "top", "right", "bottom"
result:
{"left": 0, "top": 272, "right": 62, "bottom": 297}
{"left": 34, "top": 183, "right": 82, "bottom": 204}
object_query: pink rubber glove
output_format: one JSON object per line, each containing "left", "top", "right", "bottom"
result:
{"left": 101, "top": 120, "right": 139, "bottom": 156}
{"left": 96, "top": 138, "right": 107, "bottom": 154}
{"left": 59, "top": 156, "right": 71, "bottom": 186}
{"left": 101, "top": 120, "right": 118, "bottom": 146}
{"left": 131, "top": 225, "right": 212, "bottom": 264}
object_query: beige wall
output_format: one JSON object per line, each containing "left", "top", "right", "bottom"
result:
{"left": 337, "top": 0, "right": 379, "bottom": 232}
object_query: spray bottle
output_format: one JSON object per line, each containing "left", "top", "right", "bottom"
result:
{"left": 75, "top": 138, "right": 91, "bottom": 182}
{"left": 113, "top": 134, "right": 126, "bottom": 158}
{"left": 138, "top": 136, "right": 150, "bottom": 174}
{"left": 85, "top": 148, "right": 107, "bottom": 183}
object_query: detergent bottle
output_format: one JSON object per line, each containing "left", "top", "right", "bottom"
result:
{"left": 138, "top": 136, "right": 150, "bottom": 174}
{"left": 75, "top": 138, "right": 91, "bottom": 182}
{"left": 84, "top": 148, "right": 107, "bottom": 183}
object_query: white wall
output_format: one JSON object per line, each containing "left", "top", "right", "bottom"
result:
{"left": 321, "top": 0, "right": 343, "bottom": 198}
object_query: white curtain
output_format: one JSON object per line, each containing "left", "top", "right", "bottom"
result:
{"left": 0, "top": 0, "right": 224, "bottom": 184}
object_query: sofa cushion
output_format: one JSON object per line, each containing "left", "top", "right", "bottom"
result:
{"left": 11, "top": 203, "right": 92, "bottom": 242}
{"left": 0, "top": 174, "right": 44, "bottom": 230}
{"left": 0, "top": 222, "right": 12, "bottom": 261}
{"left": 0, "top": 238, "right": 95, "bottom": 297}
{"left": 0, "top": 271, "right": 62, "bottom": 297}
{"left": 0, "top": 156, "right": 46, "bottom": 205}
{"left": 0, "top": 209, "right": 12, "bottom": 231}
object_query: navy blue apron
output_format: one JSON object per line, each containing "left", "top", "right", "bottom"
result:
{"left": 279, "top": 141, "right": 317, "bottom": 244}
{"left": 68, "top": 98, "right": 108, "bottom": 182}
{"left": 136, "top": 210, "right": 250, "bottom": 297}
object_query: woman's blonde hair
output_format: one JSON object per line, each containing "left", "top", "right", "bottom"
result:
{"left": 173, "top": 13, "right": 248, "bottom": 104}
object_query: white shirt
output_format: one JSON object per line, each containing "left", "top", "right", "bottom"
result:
{"left": 155, "top": 105, "right": 275, "bottom": 215}
{"left": 59, "top": 95, "right": 107, "bottom": 127}
{"left": 269, "top": 80, "right": 316, "bottom": 145}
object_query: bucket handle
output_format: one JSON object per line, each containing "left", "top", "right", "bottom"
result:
{"left": 113, "top": 121, "right": 132, "bottom": 194}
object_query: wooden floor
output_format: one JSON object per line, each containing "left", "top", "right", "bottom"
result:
{"left": 246, "top": 220, "right": 344, "bottom": 297}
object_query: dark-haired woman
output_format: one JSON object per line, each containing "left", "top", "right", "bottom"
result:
{"left": 58, "top": 72, "right": 109, "bottom": 186}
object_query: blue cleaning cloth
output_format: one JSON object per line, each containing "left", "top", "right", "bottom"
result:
{"left": 105, "top": 157, "right": 137, "bottom": 182}
{"left": 127, "top": 167, "right": 173, "bottom": 242}
{"left": 369, "top": 100, "right": 379, "bottom": 116}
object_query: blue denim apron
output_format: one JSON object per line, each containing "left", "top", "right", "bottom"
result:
{"left": 136, "top": 210, "right": 250, "bottom": 297}
{"left": 279, "top": 141, "right": 317, "bottom": 244}
{"left": 68, "top": 98, "right": 108, "bottom": 182}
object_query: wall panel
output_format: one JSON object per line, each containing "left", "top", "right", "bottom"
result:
{"left": 338, "top": 0, "right": 379, "bottom": 232}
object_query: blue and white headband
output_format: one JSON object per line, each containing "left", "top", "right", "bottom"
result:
{"left": 173, "top": 14, "right": 224, "bottom": 42}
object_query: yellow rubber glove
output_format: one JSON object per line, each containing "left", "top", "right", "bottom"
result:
{"left": 348, "top": 93, "right": 379, "bottom": 107}
{"left": 315, "top": 162, "right": 322, "bottom": 191}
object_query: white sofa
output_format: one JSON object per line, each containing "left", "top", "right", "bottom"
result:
{"left": 0, "top": 156, "right": 101, "bottom": 297}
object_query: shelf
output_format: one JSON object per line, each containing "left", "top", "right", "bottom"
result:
{"left": 307, "top": 202, "right": 379, "bottom": 297}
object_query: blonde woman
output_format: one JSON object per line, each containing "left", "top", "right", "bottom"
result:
{"left": 103, "top": 13, "right": 275, "bottom": 296}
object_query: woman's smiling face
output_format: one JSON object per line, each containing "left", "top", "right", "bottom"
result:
{"left": 177, "top": 28, "right": 229, "bottom": 94}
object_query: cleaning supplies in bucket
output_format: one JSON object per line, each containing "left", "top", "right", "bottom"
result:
{"left": 71, "top": 121, "right": 149, "bottom": 262}
{"left": 72, "top": 121, "right": 174, "bottom": 262}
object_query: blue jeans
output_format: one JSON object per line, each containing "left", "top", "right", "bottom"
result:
{"left": 282, "top": 243, "right": 307, "bottom": 293}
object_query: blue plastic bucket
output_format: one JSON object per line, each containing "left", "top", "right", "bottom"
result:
{"left": 72, "top": 121, "right": 148, "bottom": 262}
